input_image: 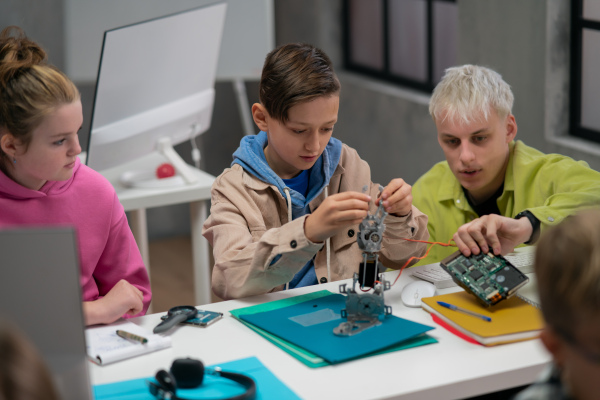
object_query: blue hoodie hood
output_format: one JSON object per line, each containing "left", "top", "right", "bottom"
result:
{"left": 232, "top": 131, "right": 342, "bottom": 218}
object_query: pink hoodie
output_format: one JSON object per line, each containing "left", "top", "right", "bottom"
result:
{"left": 0, "top": 158, "right": 151, "bottom": 316}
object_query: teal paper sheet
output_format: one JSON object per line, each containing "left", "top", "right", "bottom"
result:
{"left": 239, "top": 293, "right": 436, "bottom": 364}
{"left": 231, "top": 290, "right": 437, "bottom": 367}
{"left": 93, "top": 356, "right": 299, "bottom": 400}
{"left": 231, "top": 290, "right": 334, "bottom": 368}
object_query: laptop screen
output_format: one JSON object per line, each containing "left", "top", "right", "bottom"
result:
{"left": 0, "top": 227, "right": 92, "bottom": 400}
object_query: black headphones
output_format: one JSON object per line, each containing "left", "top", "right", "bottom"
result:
{"left": 148, "top": 358, "right": 256, "bottom": 400}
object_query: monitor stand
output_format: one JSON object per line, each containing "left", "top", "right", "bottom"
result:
{"left": 119, "top": 137, "right": 199, "bottom": 189}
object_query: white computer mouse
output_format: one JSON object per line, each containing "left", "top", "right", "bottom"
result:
{"left": 401, "top": 281, "right": 437, "bottom": 308}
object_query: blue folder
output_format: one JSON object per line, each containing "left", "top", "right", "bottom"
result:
{"left": 239, "top": 293, "right": 435, "bottom": 364}
{"left": 93, "top": 356, "right": 300, "bottom": 400}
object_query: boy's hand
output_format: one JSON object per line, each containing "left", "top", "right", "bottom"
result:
{"left": 304, "top": 192, "right": 371, "bottom": 243}
{"left": 377, "top": 178, "right": 413, "bottom": 217}
{"left": 453, "top": 214, "right": 533, "bottom": 257}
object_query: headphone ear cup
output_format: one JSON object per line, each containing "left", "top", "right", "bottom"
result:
{"left": 155, "top": 369, "right": 177, "bottom": 393}
{"left": 170, "top": 358, "right": 205, "bottom": 389}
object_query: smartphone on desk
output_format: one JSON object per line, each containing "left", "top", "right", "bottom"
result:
{"left": 160, "top": 309, "right": 223, "bottom": 327}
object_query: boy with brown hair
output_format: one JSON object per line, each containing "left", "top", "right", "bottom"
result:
{"left": 203, "top": 43, "right": 428, "bottom": 299}
{"left": 514, "top": 209, "right": 600, "bottom": 400}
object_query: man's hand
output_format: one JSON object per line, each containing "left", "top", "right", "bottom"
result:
{"left": 83, "top": 279, "right": 144, "bottom": 326}
{"left": 377, "top": 178, "right": 412, "bottom": 217}
{"left": 453, "top": 214, "right": 533, "bottom": 257}
{"left": 304, "top": 191, "right": 371, "bottom": 243}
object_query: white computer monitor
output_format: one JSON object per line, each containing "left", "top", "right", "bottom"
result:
{"left": 85, "top": 3, "right": 227, "bottom": 187}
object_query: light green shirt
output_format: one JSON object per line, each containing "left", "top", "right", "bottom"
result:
{"left": 412, "top": 140, "right": 600, "bottom": 265}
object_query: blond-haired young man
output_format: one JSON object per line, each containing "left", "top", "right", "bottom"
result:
{"left": 413, "top": 65, "right": 600, "bottom": 264}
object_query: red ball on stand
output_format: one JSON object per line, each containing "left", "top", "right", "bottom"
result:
{"left": 156, "top": 163, "right": 176, "bottom": 179}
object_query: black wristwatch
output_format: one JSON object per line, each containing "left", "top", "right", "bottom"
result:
{"left": 515, "top": 210, "right": 540, "bottom": 245}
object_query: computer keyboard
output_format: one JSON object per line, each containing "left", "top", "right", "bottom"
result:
{"left": 504, "top": 250, "right": 535, "bottom": 273}
{"left": 409, "top": 263, "right": 456, "bottom": 289}
{"left": 409, "top": 246, "right": 536, "bottom": 289}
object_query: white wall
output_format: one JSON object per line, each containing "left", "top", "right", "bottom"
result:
{"left": 64, "top": 0, "right": 274, "bottom": 82}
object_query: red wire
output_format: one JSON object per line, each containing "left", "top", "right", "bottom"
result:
{"left": 390, "top": 238, "right": 456, "bottom": 286}
{"left": 402, "top": 238, "right": 456, "bottom": 246}
{"left": 361, "top": 238, "right": 456, "bottom": 289}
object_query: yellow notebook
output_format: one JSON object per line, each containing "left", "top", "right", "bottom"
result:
{"left": 421, "top": 291, "right": 543, "bottom": 346}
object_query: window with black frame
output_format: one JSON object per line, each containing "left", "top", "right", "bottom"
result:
{"left": 343, "top": 0, "right": 457, "bottom": 93}
{"left": 571, "top": 0, "right": 600, "bottom": 144}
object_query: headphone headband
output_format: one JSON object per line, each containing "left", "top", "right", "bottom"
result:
{"left": 148, "top": 358, "right": 256, "bottom": 400}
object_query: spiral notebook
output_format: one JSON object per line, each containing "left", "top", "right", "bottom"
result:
{"left": 85, "top": 321, "right": 172, "bottom": 365}
{"left": 421, "top": 291, "right": 543, "bottom": 346}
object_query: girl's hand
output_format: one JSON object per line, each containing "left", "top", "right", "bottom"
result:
{"left": 83, "top": 279, "right": 144, "bottom": 325}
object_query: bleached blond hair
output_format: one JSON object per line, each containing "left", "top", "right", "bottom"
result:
{"left": 429, "top": 65, "right": 514, "bottom": 125}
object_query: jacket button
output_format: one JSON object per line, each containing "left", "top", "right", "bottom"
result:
{"left": 348, "top": 229, "right": 355, "bottom": 237}
{"left": 320, "top": 277, "right": 328, "bottom": 284}
{"left": 290, "top": 240, "right": 297, "bottom": 248}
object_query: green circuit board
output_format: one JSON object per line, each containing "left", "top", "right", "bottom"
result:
{"left": 440, "top": 250, "right": 529, "bottom": 307}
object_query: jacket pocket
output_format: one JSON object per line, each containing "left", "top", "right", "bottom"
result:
{"left": 250, "top": 227, "right": 266, "bottom": 241}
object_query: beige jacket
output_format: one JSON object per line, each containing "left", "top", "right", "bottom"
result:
{"left": 202, "top": 144, "right": 429, "bottom": 299}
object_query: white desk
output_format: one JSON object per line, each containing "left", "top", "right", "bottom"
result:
{"left": 98, "top": 152, "right": 215, "bottom": 306}
{"left": 89, "top": 269, "right": 550, "bottom": 400}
